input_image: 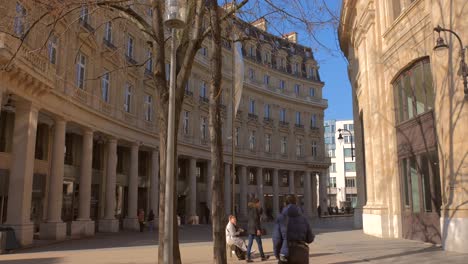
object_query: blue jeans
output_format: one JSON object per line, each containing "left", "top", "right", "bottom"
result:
{"left": 246, "top": 234, "right": 265, "bottom": 259}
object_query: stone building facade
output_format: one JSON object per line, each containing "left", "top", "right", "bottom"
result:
{"left": 0, "top": 1, "right": 329, "bottom": 246}
{"left": 339, "top": 0, "right": 467, "bottom": 253}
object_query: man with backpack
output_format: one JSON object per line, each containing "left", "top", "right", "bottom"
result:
{"left": 272, "top": 194, "right": 315, "bottom": 264}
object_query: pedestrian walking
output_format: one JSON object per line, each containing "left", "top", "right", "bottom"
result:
{"left": 138, "top": 209, "right": 145, "bottom": 232}
{"left": 246, "top": 197, "right": 270, "bottom": 262}
{"left": 273, "top": 194, "right": 315, "bottom": 264}
{"left": 147, "top": 210, "right": 155, "bottom": 232}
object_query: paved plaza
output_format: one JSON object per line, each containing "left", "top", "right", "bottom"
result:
{"left": 0, "top": 222, "right": 467, "bottom": 264}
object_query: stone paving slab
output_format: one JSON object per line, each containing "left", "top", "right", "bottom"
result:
{"left": 0, "top": 225, "right": 467, "bottom": 263}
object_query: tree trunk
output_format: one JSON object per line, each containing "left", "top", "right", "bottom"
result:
{"left": 208, "top": 1, "right": 226, "bottom": 263}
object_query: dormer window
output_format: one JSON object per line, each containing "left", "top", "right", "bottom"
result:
{"left": 249, "top": 45, "right": 255, "bottom": 57}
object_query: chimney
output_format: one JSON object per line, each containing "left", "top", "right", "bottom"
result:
{"left": 283, "top": 32, "right": 298, "bottom": 43}
{"left": 251, "top": 18, "right": 267, "bottom": 32}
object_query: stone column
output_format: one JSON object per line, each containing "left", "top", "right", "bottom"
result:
{"left": 289, "top": 170, "right": 295, "bottom": 194}
{"left": 150, "top": 149, "right": 159, "bottom": 217}
{"left": 40, "top": 117, "right": 67, "bottom": 240}
{"left": 224, "top": 163, "right": 231, "bottom": 216}
{"left": 5, "top": 102, "right": 38, "bottom": 246}
{"left": 124, "top": 143, "right": 139, "bottom": 230}
{"left": 311, "top": 172, "right": 318, "bottom": 218}
{"left": 272, "top": 168, "right": 279, "bottom": 217}
{"left": 239, "top": 166, "right": 248, "bottom": 219}
{"left": 303, "top": 171, "right": 312, "bottom": 219}
{"left": 319, "top": 172, "right": 328, "bottom": 216}
{"left": 99, "top": 138, "right": 119, "bottom": 232}
{"left": 256, "top": 168, "right": 264, "bottom": 209}
{"left": 71, "top": 128, "right": 95, "bottom": 237}
{"left": 206, "top": 160, "right": 212, "bottom": 210}
{"left": 188, "top": 158, "right": 199, "bottom": 224}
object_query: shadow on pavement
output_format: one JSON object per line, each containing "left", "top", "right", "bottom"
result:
{"left": 0, "top": 258, "right": 63, "bottom": 264}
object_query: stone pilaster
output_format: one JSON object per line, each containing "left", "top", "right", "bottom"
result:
{"left": 272, "top": 168, "right": 279, "bottom": 217}
{"left": 5, "top": 101, "right": 38, "bottom": 246}
{"left": 71, "top": 128, "right": 95, "bottom": 237}
{"left": 123, "top": 142, "right": 139, "bottom": 230}
{"left": 239, "top": 166, "right": 248, "bottom": 219}
{"left": 187, "top": 157, "right": 199, "bottom": 224}
{"left": 303, "top": 171, "right": 312, "bottom": 219}
{"left": 99, "top": 138, "right": 119, "bottom": 232}
{"left": 40, "top": 117, "right": 67, "bottom": 240}
{"left": 289, "top": 170, "right": 295, "bottom": 194}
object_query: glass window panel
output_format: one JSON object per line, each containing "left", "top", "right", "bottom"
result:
{"left": 421, "top": 154, "right": 432, "bottom": 212}
{"left": 401, "top": 159, "right": 410, "bottom": 206}
{"left": 410, "top": 158, "right": 420, "bottom": 213}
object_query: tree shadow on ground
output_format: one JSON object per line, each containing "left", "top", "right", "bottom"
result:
{"left": 0, "top": 257, "right": 63, "bottom": 264}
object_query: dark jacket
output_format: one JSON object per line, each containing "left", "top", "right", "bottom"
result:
{"left": 247, "top": 202, "right": 262, "bottom": 235}
{"left": 272, "top": 204, "right": 314, "bottom": 257}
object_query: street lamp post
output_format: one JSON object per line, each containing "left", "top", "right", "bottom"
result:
{"left": 163, "top": 1, "right": 186, "bottom": 264}
{"left": 433, "top": 25, "right": 468, "bottom": 98}
{"left": 337, "top": 128, "right": 354, "bottom": 161}
{"left": 337, "top": 128, "right": 353, "bottom": 209}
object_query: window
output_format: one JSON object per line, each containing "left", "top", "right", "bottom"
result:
{"left": 76, "top": 53, "right": 86, "bottom": 89}
{"left": 294, "top": 84, "right": 300, "bottom": 95}
{"left": 265, "top": 171, "right": 272, "bottom": 186}
{"left": 295, "top": 112, "right": 301, "bottom": 125}
{"left": 263, "top": 51, "right": 271, "bottom": 63}
{"left": 279, "top": 80, "right": 286, "bottom": 91}
{"left": 349, "top": 124, "right": 354, "bottom": 131}
{"left": 265, "top": 134, "right": 271, "bottom": 153}
{"left": 281, "top": 136, "right": 287, "bottom": 154}
{"left": 200, "top": 117, "right": 207, "bottom": 140}
{"left": 344, "top": 148, "right": 354, "bottom": 158}
{"left": 248, "top": 68, "right": 255, "bottom": 80}
{"left": 200, "top": 46, "right": 208, "bottom": 56}
{"left": 311, "top": 141, "right": 317, "bottom": 157}
{"left": 249, "top": 99, "right": 255, "bottom": 114}
{"left": 282, "top": 173, "right": 288, "bottom": 186}
{"left": 48, "top": 35, "right": 58, "bottom": 64}
{"left": 249, "top": 171, "right": 256, "bottom": 185}
{"left": 345, "top": 162, "right": 356, "bottom": 172}
{"left": 249, "top": 131, "right": 256, "bottom": 150}
{"left": 344, "top": 135, "right": 351, "bottom": 144}
{"left": 165, "top": 63, "right": 170, "bottom": 80}
{"left": 309, "top": 87, "right": 315, "bottom": 97}
{"left": 330, "top": 163, "right": 336, "bottom": 173}
{"left": 104, "top": 22, "right": 112, "bottom": 42}
{"left": 200, "top": 81, "right": 207, "bottom": 98}
{"left": 292, "top": 63, "right": 298, "bottom": 74}
{"left": 14, "top": 2, "right": 26, "bottom": 36}
{"left": 280, "top": 108, "right": 286, "bottom": 122}
{"left": 80, "top": 6, "right": 89, "bottom": 24}
{"left": 248, "top": 45, "right": 255, "bottom": 57}
{"left": 235, "top": 127, "right": 240, "bottom": 146}
{"left": 101, "top": 71, "right": 110, "bottom": 102}
{"left": 147, "top": 7, "right": 153, "bottom": 17}
{"left": 328, "top": 149, "right": 335, "bottom": 158}
{"left": 183, "top": 111, "right": 189, "bottom": 135}
{"left": 344, "top": 124, "right": 348, "bottom": 130}
{"left": 394, "top": 58, "right": 434, "bottom": 123}
{"left": 127, "top": 35, "right": 134, "bottom": 59}
{"left": 329, "top": 177, "right": 336, "bottom": 188}
{"left": 146, "top": 49, "right": 153, "bottom": 72}
{"left": 296, "top": 138, "right": 303, "bottom": 157}
{"left": 345, "top": 177, "right": 356, "bottom": 188}
{"left": 311, "top": 114, "right": 317, "bottom": 128}
{"left": 264, "top": 104, "right": 271, "bottom": 119}
{"left": 346, "top": 194, "right": 358, "bottom": 208}
{"left": 263, "top": 74, "right": 270, "bottom": 85}
{"left": 144, "top": 94, "right": 153, "bottom": 121}
{"left": 124, "top": 83, "right": 132, "bottom": 113}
